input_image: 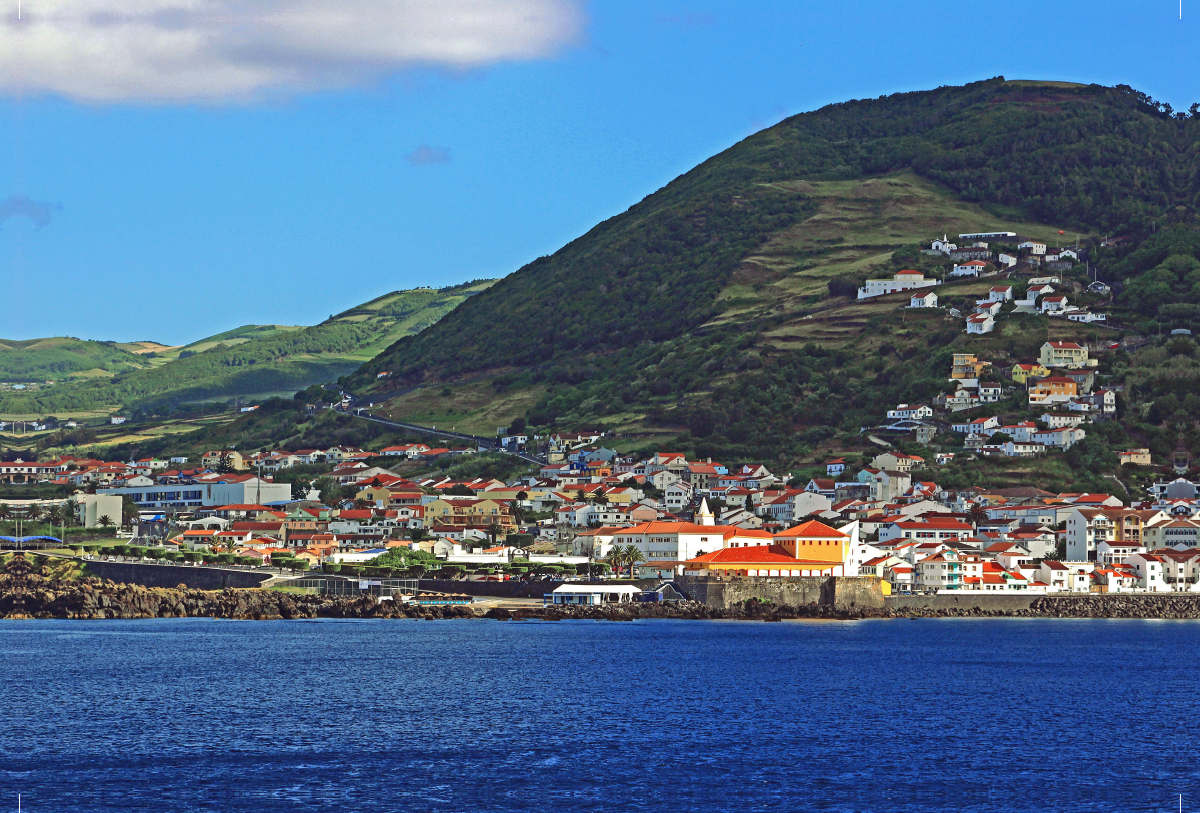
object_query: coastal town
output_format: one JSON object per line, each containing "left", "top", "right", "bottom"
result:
{"left": 0, "top": 419, "right": 1198, "bottom": 601}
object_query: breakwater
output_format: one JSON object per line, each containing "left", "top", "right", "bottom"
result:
{"left": 10, "top": 554, "right": 1200, "bottom": 621}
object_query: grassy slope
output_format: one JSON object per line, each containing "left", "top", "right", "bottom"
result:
{"left": 0, "top": 281, "right": 495, "bottom": 417}
{"left": 337, "top": 78, "right": 1190, "bottom": 492}
{"left": 370, "top": 173, "right": 1087, "bottom": 434}
{"left": 0, "top": 337, "right": 150, "bottom": 382}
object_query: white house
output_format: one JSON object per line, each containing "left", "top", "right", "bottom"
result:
{"left": 1041, "top": 295, "right": 1069, "bottom": 313}
{"left": 1025, "top": 284, "right": 1055, "bottom": 306}
{"left": 858, "top": 270, "right": 939, "bottom": 300}
{"left": 951, "top": 260, "right": 989, "bottom": 277}
{"left": 987, "top": 285, "right": 1014, "bottom": 302}
{"left": 1066, "top": 311, "right": 1106, "bottom": 323}
{"left": 974, "top": 300, "right": 1003, "bottom": 317}
{"left": 978, "top": 383, "right": 1003, "bottom": 403}
{"left": 910, "top": 291, "right": 939, "bottom": 308}
{"left": 931, "top": 235, "right": 957, "bottom": 253}
{"left": 1019, "top": 241, "right": 1047, "bottom": 255}
{"left": 887, "top": 404, "right": 934, "bottom": 420}
{"left": 1033, "top": 426, "right": 1086, "bottom": 450}
{"left": 1127, "top": 553, "right": 1171, "bottom": 592}
{"left": 966, "top": 313, "right": 994, "bottom": 334}
{"left": 998, "top": 253, "right": 1018, "bottom": 267}
{"left": 952, "top": 416, "right": 1000, "bottom": 434}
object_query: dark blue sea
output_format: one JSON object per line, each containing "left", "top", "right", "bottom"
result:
{"left": 1, "top": 617, "right": 1197, "bottom": 812}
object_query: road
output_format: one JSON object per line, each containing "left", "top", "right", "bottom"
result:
{"left": 338, "top": 408, "right": 543, "bottom": 466}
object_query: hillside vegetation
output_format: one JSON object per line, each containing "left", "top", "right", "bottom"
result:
{"left": 337, "top": 78, "right": 1200, "bottom": 487}
{"left": 0, "top": 281, "right": 494, "bottom": 417}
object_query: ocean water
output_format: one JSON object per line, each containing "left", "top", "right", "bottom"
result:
{"left": 1, "top": 617, "right": 1197, "bottom": 812}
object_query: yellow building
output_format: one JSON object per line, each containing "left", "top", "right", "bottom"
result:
{"left": 1039, "top": 341, "right": 1091, "bottom": 369}
{"left": 424, "top": 498, "right": 518, "bottom": 533}
{"left": 200, "top": 450, "right": 248, "bottom": 471}
{"left": 1028, "top": 376, "right": 1078, "bottom": 407}
{"left": 684, "top": 545, "right": 842, "bottom": 578}
{"left": 1011, "top": 363, "right": 1050, "bottom": 384}
{"left": 773, "top": 519, "right": 851, "bottom": 566}
{"left": 951, "top": 353, "right": 991, "bottom": 379}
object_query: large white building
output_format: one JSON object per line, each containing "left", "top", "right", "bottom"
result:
{"left": 857, "top": 271, "right": 939, "bottom": 300}
{"left": 99, "top": 477, "right": 292, "bottom": 511}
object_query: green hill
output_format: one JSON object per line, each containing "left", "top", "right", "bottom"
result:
{"left": 0, "top": 337, "right": 151, "bottom": 382}
{"left": 0, "top": 280, "right": 495, "bottom": 415}
{"left": 338, "top": 78, "right": 1200, "bottom": 492}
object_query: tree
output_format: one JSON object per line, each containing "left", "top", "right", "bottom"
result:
{"left": 353, "top": 498, "right": 372, "bottom": 510}
{"left": 217, "top": 451, "right": 235, "bottom": 474}
{"left": 604, "top": 546, "right": 625, "bottom": 575}
{"left": 622, "top": 544, "right": 645, "bottom": 577}
{"left": 98, "top": 515, "right": 114, "bottom": 528}
{"left": 315, "top": 477, "right": 341, "bottom": 506}
{"left": 62, "top": 498, "right": 79, "bottom": 526}
{"left": 967, "top": 502, "right": 988, "bottom": 529}
{"left": 485, "top": 523, "right": 503, "bottom": 548}
{"left": 121, "top": 496, "right": 140, "bottom": 528}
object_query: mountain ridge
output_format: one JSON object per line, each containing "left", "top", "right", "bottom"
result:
{"left": 318, "top": 77, "right": 1200, "bottom": 492}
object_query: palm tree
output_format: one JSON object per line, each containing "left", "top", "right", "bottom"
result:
{"left": 98, "top": 515, "right": 114, "bottom": 528}
{"left": 63, "top": 498, "right": 79, "bottom": 527}
{"left": 485, "top": 523, "right": 503, "bottom": 549}
{"left": 622, "top": 544, "right": 645, "bottom": 578}
{"left": 604, "top": 546, "right": 623, "bottom": 574}
{"left": 967, "top": 502, "right": 988, "bottom": 530}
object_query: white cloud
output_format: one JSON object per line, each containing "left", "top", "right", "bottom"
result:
{"left": 1, "top": 0, "right": 584, "bottom": 102}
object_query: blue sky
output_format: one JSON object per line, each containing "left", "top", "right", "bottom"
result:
{"left": 0, "top": 0, "right": 1195, "bottom": 344}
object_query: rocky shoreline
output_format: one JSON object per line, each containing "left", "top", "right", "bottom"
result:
{"left": 6, "top": 555, "right": 1200, "bottom": 621}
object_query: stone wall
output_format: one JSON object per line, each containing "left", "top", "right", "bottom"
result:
{"left": 417, "top": 578, "right": 659, "bottom": 599}
{"left": 86, "top": 561, "right": 272, "bottom": 590}
{"left": 886, "top": 594, "right": 1038, "bottom": 612}
{"left": 675, "top": 576, "right": 885, "bottom": 610}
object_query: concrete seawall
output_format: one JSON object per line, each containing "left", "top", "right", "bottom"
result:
{"left": 886, "top": 594, "right": 1039, "bottom": 612}
{"left": 85, "top": 560, "right": 273, "bottom": 590}
{"left": 676, "top": 576, "right": 886, "bottom": 611}
{"left": 417, "top": 578, "right": 660, "bottom": 599}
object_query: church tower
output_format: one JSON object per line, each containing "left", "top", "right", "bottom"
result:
{"left": 696, "top": 498, "right": 715, "bottom": 526}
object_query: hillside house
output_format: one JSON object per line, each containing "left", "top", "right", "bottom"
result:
{"left": 966, "top": 313, "right": 994, "bottom": 334}
{"left": 987, "top": 285, "right": 1014, "bottom": 302}
{"left": 951, "top": 260, "right": 989, "bottom": 277}
{"left": 974, "top": 300, "right": 1002, "bottom": 317}
{"left": 1119, "top": 449, "right": 1152, "bottom": 466}
{"left": 871, "top": 452, "right": 924, "bottom": 473}
{"left": 1019, "top": 241, "right": 1047, "bottom": 255}
{"left": 825, "top": 458, "right": 846, "bottom": 476}
{"left": 949, "top": 247, "right": 992, "bottom": 262}
{"left": 887, "top": 404, "right": 933, "bottom": 420}
{"left": 857, "top": 270, "right": 940, "bottom": 299}
{"left": 951, "top": 353, "right": 991, "bottom": 380}
{"left": 1041, "top": 295, "right": 1069, "bottom": 313}
{"left": 910, "top": 291, "right": 939, "bottom": 308}
{"left": 931, "top": 234, "right": 957, "bottom": 253}
{"left": 1039, "top": 341, "right": 1091, "bottom": 369}
{"left": 979, "top": 383, "right": 1003, "bottom": 402}
{"left": 953, "top": 416, "right": 1000, "bottom": 434}
{"left": 1032, "top": 426, "right": 1086, "bottom": 450}
{"left": 1028, "top": 376, "right": 1079, "bottom": 407}
{"left": 1011, "top": 363, "right": 1050, "bottom": 384}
